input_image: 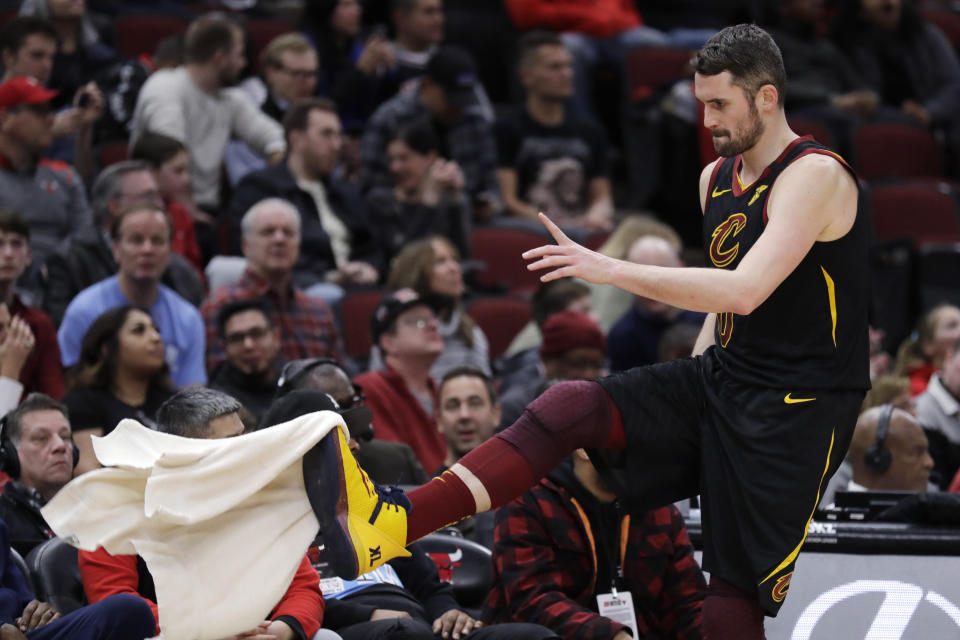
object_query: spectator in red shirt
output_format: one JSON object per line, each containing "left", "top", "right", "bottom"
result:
{"left": 503, "top": 0, "right": 667, "bottom": 118}
{"left": 78, "top": 387, "right": 326, "bottom": 640}
{"left": 354, "top": 287, "right": 447, "bottom": 472}
{"left": 485, "top": 449, "right": 705, "bottom": 639}
{"left": 0, "top": 209, "right": 62, "bottom": 404}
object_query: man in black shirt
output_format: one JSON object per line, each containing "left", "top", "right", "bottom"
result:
{"left": 495, "top": 31, "right": 613, "bottom": 234}
{"left": 0, "top": 393, "right": 75, "bottom": 557}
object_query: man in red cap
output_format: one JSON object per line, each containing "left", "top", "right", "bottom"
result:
{"left": 0, "top": 76, "right": 92, "bottom": 303}
{"left": 498, "top": 310, "right": 607, "bottom": 429}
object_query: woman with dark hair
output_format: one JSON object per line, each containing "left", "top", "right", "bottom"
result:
{"left": 63, "top": 306, "right": 175, "bottom": 473}
{"left": 129, "top": 133, "right": 204, "bottom": 272}
{"left": 372, "top": 236, "right": 490, "bottom": 380}
{"left": 366, "top": 121, "right": 471, "bottom": 264}
{"left": 830, "top": 0, "right": 960, "bottom": 130}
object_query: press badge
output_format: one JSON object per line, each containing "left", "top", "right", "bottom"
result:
{"left": 597, "top": 589, "right": 639, "bottom": 639}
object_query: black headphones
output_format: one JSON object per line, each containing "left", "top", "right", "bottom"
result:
{"left": 0, "top": 413, "right": 80, "bottom": 479}
{"left": 864, "top": 403, "right": 894, "bottom": 475}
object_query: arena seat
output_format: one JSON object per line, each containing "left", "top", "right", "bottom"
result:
{"left": 26, "top": 537, "right": 86, "bottom": 614}
{"left": 853, "top": 123, "right": 942, "bottom": 181}
{"left": 869, "top": 181, "right": 960, "bottom": 245}
{"left": 918, "top": 243, "right": 960, "bottom": 310}
{"left": 625, "top": 46, "right": 694, "bottom": 104}
{"left": 469, "top": 226, "right": 552, "bottom": 294}
{"left": 97, "top": 140, "right": 129, "bottom": 170}
{"left": 115, "top": 14, "right": 189, "bottom": 59}
{"left": 466, "top": 296, "right": 531, "bottom": 360}
{"left": 340, "top": 289, "right": 386, "bottom": 360}
{"left": 418, "top": 532, "right": 492, "bottom": 614}
{"left": 10, "top": 548, "right": 34, "bottom": 595}
{"left": 245, "top": 20, "right": 293, "bottom": 67}
{"left": 923, "top": 9, "right": 960, "bottom": 50}
{"left": 787, "top": 117, "right": 836, "bottom": 149}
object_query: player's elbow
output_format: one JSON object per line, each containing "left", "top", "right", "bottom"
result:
{"left": 729, "top": 286, "right": 767, "bottom": 316}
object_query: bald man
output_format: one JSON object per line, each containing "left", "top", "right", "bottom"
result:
{"left": 847, "top": 405, "right": 934, "bottom": 493}
{"left": 607, "top": 235, "right": 705, "bottom": 370}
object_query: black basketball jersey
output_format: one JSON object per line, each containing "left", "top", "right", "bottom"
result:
{"left": 701, "top": 136, "right": 870, "bottom": 390}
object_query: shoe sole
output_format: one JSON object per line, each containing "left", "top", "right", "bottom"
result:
{"left": 305, "top": 427, "right": 360, "bottom": 579}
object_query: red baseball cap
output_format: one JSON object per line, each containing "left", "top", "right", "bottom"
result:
{"left": 0, "top": 77, "right": 58, "bottom": 110}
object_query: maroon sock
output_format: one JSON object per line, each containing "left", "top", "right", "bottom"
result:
{"left": 703, "top": 576, "right": 766, "bottom": 640}
{"left": 406, "top": 380, "right": 624, "bottom": 543}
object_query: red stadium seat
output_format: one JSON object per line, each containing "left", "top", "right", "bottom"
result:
{"left": 625, "top": 46, "right": 693, "bottom": 103}
{"left": 114, "top": 14, "right": 189, "bottom": 59}
{"left": 853, "top": 123, "right": 942, "bottom": 181}
{"left": 97, "top": 140, "right": 129, "bottom": 169}
{"left": 246, "top": 20, "right": 293, "bottom": 68}
{"left": 787, "top": 117, "right": 835, "bottom": 149}
{"left": 469, "top": 226, "right": 552, "bottom": 294}
{"left": 466, "top": 296, "right": 531, "bottom": 360}
{"left": 869, "top": 182, "right": 960, "bottom": 245}
{"left": 340, "top": 289, "right": 385, "bottom": 360}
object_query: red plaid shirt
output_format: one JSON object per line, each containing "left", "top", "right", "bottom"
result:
{"left": 201, "top": 269, "right": 346, "bottom": 372}
{"left": 484, "top": 474, "right": 705, "bottom": 640}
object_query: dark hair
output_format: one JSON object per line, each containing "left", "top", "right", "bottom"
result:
{"left": 157, "top": 387, "right": 243, "bottom": 438}
{"left": 3, "top": 393, "right": 68, "bottom": 445}
{"left": 0, "top": 16, "right": 56, "bottom": 56}
{"left": 153, "top": 33, "right": 185, "bottom": 68}
{"left": 184, "top": 15, "right": 240, "bottom": 64}
{"left": 657, "top": 323, "right": 700, "bottom": 363}
{"left": 0, "top": 209, "right": 30, "bottom": 240}
{"left": 130, "top": 133, "right": 187, "bottom": 168}
{"left": 393, "top": 0, "right": 419, "bottom": 13}
{"left": 217, "top": 298, "right": 274, "bottom": 338}
{"left": 390, "top": 119, "right": 439, "bottom": 155}
{"left": 517, "top": 30, "right": 564, "bottom": 68}
{"left": 831, "top": 0, "right": 926, "bottom": 45}
{"left": 692, "top": 24, "right": 786, "bottom": 105}
{"left": 282, "top": 97, "right": 338, "bottom": 142}
{"left": 439, "top": 366, "right": 497, "bottom": 405}
{"left": 530, "top": 278, "right": 590, "bottom": 328}
{"left": 66, "top": 306, "right": 172, "bottom": 392}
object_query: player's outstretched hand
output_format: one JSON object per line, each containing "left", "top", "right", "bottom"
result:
{"left": 523, "top": 212, "right": 616, "bottom": 285}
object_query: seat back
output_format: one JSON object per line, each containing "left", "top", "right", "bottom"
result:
{"left": 853, "top": 123, "right": 942, "bottom": 180}
{"left": 918, "top": 243, "right": 960, "bottom": 310}
{"left": 470, "top": 227, "right": 552, "bottom": 294}
{"left": 26, "top": 537, "right": 86, "bottom": 614}
{"left": 418, "top": 533, "right": 492, "bottom": 612}
{"left": 869, "top": 182, "right": 960, "bottom": 245}
{"left": 787, "top": 117, "right": 836, "bottom": 149}
{"left": 466, "top": 296, "right": 531, "bottom": 360}
{"left": 115, "top": 14, "right": 189, "bottom": 59}
{"left": 625, "top": 46, "right": 693, "bottom": 103}
{"left": 10, "top": 548, "right": 34, "bottom": 596}
{"left": 340, "top": 289, "right": 386, "bottom": 360}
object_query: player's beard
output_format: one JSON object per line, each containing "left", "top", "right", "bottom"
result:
{"left": 713, "top": 101, "right": 765, "bottom": 158}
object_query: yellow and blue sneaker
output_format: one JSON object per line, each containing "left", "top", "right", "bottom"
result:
{"left": 303, "top": 425, "right": 411, "bottom": 579}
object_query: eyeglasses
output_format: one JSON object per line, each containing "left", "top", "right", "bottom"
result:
{"left": 224, "top": 325, "right": 271, "bottom": 346}
{"left": 399, "top": 314, "right": 436, "bottom": 330}
{"left": 276, "top": 66, "right": 318, "bottom": 80}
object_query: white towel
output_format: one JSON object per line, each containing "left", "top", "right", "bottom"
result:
{"left": 42, "top": 411, "right": 346, "bottom": 640}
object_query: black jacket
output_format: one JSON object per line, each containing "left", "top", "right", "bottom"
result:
{"left": 226, "top": 161, "right": 385, "bottom": 289}
{"left": 42, "top": 226, "right": 205, "bottom": 327}
{"left": 0, "top": 482, "right": 54, "bottom": 558}
{"left": 208, "top": 360, "right": 280, "bottom": 424}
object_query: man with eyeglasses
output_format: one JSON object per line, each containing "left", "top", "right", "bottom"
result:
{"left": 210, "top": 298, "right": 283, "bottom": 424}
{"left": 274, "top": 357, "right": 429, "bottom": 486}
{"left": 355, "top": 288, "right": 448, "bottom": 472}
{"left": 42, "top": 160, "right": 204, "bottom": 326}
{"left": 225, "top": 33, "right": 320, "bottom": 186}
{"left": 0, "top": 77, "right": 92, "bottom": 304}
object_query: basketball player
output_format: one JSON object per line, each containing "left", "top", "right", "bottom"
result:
{"left": 307, "top": 23, "right": 871, "bottom": 640}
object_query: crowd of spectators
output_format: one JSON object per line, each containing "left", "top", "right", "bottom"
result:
{"left": 0, "top": 0, "right": 956, "bottom": 638}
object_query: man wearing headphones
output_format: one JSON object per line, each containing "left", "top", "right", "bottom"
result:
{"left": 0, "top": 393, "right": 76, "bottom": 557}
{"left": 847, "top": 404, "right": 935, "bottom": 493}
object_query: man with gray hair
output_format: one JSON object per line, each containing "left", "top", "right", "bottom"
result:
{"left": 77, "top": 386, "right": 328, "bottom": 640}
{"left": 43, "top": 161, "right": 203, "bottom": 326}
{"left": 201, "top": 197, "right": 345, "bottom": 373}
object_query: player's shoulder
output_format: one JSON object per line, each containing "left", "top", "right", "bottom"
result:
{"left": 780, "top": 150, "right": 856, "bottom": 192}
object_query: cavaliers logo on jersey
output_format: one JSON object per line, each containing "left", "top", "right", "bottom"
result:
{"left": 709, "top": 213, "right": 748, "bottom": 268}
{"left": 772, "top": 571, "right": 793, "bottom": 603}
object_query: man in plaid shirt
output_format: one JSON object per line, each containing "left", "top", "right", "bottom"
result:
{"left": 201, "top": 198, "right": 346, "bottom": 373}
{"left": 484, "top": 450, "right": 704, "bottom": 639}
